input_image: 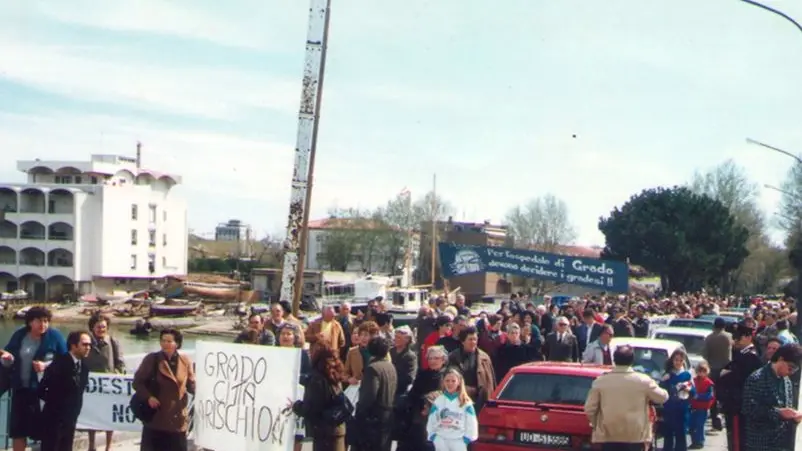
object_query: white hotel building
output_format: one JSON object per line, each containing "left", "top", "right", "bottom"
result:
{"left": 0, "top": 153, "right": 188, "bottom": 300}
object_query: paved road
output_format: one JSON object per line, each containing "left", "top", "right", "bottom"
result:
{"left": 31, "top": 423, "right": 729, "bottom": 450}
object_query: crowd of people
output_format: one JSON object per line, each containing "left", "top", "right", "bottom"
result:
{"left": 2, "top": 291, "right": 802, "bottom": 451}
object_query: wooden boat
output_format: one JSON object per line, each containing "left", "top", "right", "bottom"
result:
{"left": 149, "top": 301, "right": 201, "bottom": 317}
{"left": 182, "top": 282, "right": 241, "bottom": 300}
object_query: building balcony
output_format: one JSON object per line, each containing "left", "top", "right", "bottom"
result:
{"left": 19, "top": 188, "right": 46, "bottom": 214}
{"left": 0, "top": 245, "right": 15, "bottom": 266}
{"left": 48, "top": 222, "right": 74, "bottom": 241}
{"left": 48, "top": 189, "right": 75, "bottom": 215}
{"left": 0, "top": 187, "right": 17, "bottom": 214}
{"left": 47, "top": 249, "right": 73, "bottom": 268}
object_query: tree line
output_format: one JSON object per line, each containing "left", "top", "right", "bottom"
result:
{"left": 278, "top": 158, "right": 798, "bottom": 295}
{"left": 316, "top": 191, "right": 454, "bottom": 278}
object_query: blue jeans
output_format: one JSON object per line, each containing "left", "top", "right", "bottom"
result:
{"left": 689, "top": 409, "right": 708, "bottom": 445}
{"left": 662, "top": 423, "right": 688, "bottom": 451}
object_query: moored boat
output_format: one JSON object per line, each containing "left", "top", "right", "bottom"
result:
{"left": 149, "top": 300, "right": 202, "bottom": 317}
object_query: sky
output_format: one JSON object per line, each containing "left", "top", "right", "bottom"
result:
{"left": 1, "top": 0, "right": 802, "bottom": 246}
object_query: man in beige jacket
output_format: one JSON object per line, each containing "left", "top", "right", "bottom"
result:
{"left": 584, "top": 345, "right": 668, "bottom": 451}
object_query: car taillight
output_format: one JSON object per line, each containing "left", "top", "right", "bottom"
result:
{"left": 478, "top": 426, "right": 513, "bottom": 442}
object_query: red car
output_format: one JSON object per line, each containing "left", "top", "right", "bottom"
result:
{"left": 475, "top": 362, "right": 610, "bottom": 451}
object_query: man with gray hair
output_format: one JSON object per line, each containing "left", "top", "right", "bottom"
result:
{"left": 544, "top": 316, "right": 579, "bottom": 362}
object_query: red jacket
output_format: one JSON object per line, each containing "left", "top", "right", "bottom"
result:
{"left": 690, "top": 375, "right": 715, "bottom": 410}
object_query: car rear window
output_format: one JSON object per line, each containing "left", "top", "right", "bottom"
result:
{"left": 497, "top": 373, "right": 594, "bottom": 405}
{"left": 655, "top": 333, "right": 705, "bottom": 355}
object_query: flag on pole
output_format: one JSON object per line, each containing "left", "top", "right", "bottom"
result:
{"left": 399, "top": 187, "right": 411, "bottom": 198}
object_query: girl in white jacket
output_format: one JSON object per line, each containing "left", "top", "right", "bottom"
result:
{"left": 426, "top": 368, "right": 479, "bottom": 451}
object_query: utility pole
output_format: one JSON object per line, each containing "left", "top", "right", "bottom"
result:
{"left": 279, "top": 0, "right": 332, "bottom": 316}
{"left": 748, "top": 139, "right": 802, "bottom": 337}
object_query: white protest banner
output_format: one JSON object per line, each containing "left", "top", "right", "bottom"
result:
{"left": 193, "top": 341, "right": 301, "bottom": 451}
{"left": 76, "top": 372, "right": 141, "bottom": 432}
{"left": 75, "top": 372, "right": 196, "bottom": 434}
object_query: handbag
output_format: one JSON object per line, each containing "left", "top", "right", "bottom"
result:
{"left": 129, "top": 353, "right": 160, "bottom": 423}
{"left": 321, "top": 390, "right": 354, "bottom": 426}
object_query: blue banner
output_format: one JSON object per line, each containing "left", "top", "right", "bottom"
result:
{"left": 438, "top": 242, "right": 629, "bottom": 293}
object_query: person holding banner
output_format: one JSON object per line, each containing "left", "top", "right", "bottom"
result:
{"left": 0, "top": 306, "right": 67, "bottom": 451}
{"left": 278, "top": 323, "right": 312, "bottom": 451}
{"left": 38, "top": 330, "right": 92, "bottom": 451}
{"left": 84, "top": 313, "right": 126, "bottom": 451}
{"left": 291, "top": 346, "right": 347, "bottom": 451}
{"left": 132, "top": 328, "right": 196, "bottom": 451}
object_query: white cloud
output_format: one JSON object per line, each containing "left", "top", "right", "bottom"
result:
{"left": 0, "top": 39, "right": 302, "bottom": 120}
{"left": 28, "top": 0, "right": 307, "bottom": 52}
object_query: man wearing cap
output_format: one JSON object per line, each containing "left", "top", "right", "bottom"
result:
{"left": 718, "top": 322, "right": 762, "bottom": 451}
{"left": 702, "top": 317, "right": 733, "bottom": 431}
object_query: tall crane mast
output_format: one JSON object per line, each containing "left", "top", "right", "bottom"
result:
{"left": 279, "top": 0, "right": 332, "bottom": 315}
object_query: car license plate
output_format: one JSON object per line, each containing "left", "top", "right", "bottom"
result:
{"left": 516, "top": 431, "right": 571, "bottom": 447}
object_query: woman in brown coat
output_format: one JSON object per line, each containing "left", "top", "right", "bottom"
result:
{"left": 132, "top": 328, "right": 196, "bottom": 451}
{"left": 292, "top": 346, "right": 347, "bottom": 451}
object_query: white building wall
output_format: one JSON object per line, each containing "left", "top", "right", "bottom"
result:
{"left": 0, "top": 155, "right": 188, "bottom": 297}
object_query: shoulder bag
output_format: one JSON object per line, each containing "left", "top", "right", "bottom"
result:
{"left": 129, "top": 353, "right": 160, "bottom": 423}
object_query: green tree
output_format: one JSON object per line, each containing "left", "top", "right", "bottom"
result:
{"left": 317, "top": 208, "right": 365, "bottom": 272}
{"left": 504, "top": 194, "right": 576, "bottom": 250}
{"left": 598, "top": 186, "right": 750, "bottom": 293}
{"left": 689, "top": 160, "right": 785, "bottom": 293}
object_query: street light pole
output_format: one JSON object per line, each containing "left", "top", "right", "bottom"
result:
{"left": 740, "top": 0, "right": 802, "bottom": 35}
{"left": 749, "top": 137, "right": 802, "bottom": 337}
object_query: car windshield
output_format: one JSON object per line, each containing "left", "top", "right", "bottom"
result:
{"left": 655, "top": 333, "right": 705, "bottom": 355}
{"left": 668, "top": 319, "right": 712, "bottom": 330}
{"left": 497, "top": 373, "right": 594, "bottom": 405}
{"left": 630, "top": 347, "right": 669, "bottom": 380}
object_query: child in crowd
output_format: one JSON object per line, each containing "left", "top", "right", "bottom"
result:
{"left": 426, "top": 369, "right": 479, "bottom": 451}
{"left": 689, "top": 361, "right": 715, "bottom": 450}
{"left": 660, "top": 349, "right": 695, "bottom": 451}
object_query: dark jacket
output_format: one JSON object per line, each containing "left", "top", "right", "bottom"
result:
{"left": 357, "top": 357, "right": 398, "bottom": 417}
{"left": 494, "top": 342, "right": 535, "bottom": 383}
{"left": 233, "top": 329, "right": 275, "bottom": 346}
{"left": 355, "top": 357, "right": 397, "bottom": 451}
{"left": 390, "top": 346, "right": 417, "bottom": 397}
{"left": 544, "top": 332, "right": 579, "bottom": 362}
{"left": 132, "top": 352, "right": 196, "bottom": 433}
{"left": 85, "top": 335, "right": 125, "bottom": 373}
{"left": 4, "top": 327, "right": 67, "bottom": 389}
{"left": 718, "top": 344, "right": 762, "bottom": 414}
{"left": 448, "top": 347, "right": 496, "bottom": 410}
{"left": 574, "top": 322, "right": 603, "bottom": 356}
{"left": 38, "top": 353, "right": 89, "bottom": 424}
{"left": 293, "top": 370, "right": 346, "bottom": 438}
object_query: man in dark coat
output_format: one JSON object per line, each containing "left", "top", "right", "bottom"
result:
{"left": 38, "top": 330, "right": 92, "bottom": 451}
{"left": 355, "top": 336, "right": 398, "bottom": 451}
{"left": 717, "top": 322, "right": 762, "bottom": 451}
{"left": 544, "top": 316, "right": 579, "bottom": 362}
{"left": 574, "top": 308, "right": 603, "bottom": 356}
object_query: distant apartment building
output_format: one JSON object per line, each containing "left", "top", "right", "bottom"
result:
{"left": 419, "top": 219, "right": 510, "bottom": 300}
{"left": 0, "top": 152, "right": 188, "bottom": 300}
{"left": 305, "top": 218, "right": 419, "bottom": 274}
{"left": 215, "top": 219, "right": 245, "bottom": 242}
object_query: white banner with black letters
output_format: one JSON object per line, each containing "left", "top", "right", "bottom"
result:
{"left": 76, "top": 372, "right": 142, "bottom": 432}
{"left": 193, "top": 341, "right": 301, "bottom": 451}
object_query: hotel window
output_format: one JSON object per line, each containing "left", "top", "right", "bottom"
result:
{"left": 162, "top": 233, "right": 167, "bottom": 246}
{"left": 148, "top": 230, "right": 156, "bottom": 246}
{"left": 149, "top": 205, "right": 157, "bottom": 223}
{"left": 162, "top": 256, "right": 167, "bottom": 267}
{"left": 130, "top": 255, "right": 137, "bottom": 269}
{"left": 131, "top": 230, "right": 137, "bottom": 245}
{"left": 163, "top": 210, "right": 167, "bottom": 222}
{"left": 90, "top": 176, "right": 98, "bottom": 184}
{"left": 131, "top": 204, "right": 138, "bottom": 220}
